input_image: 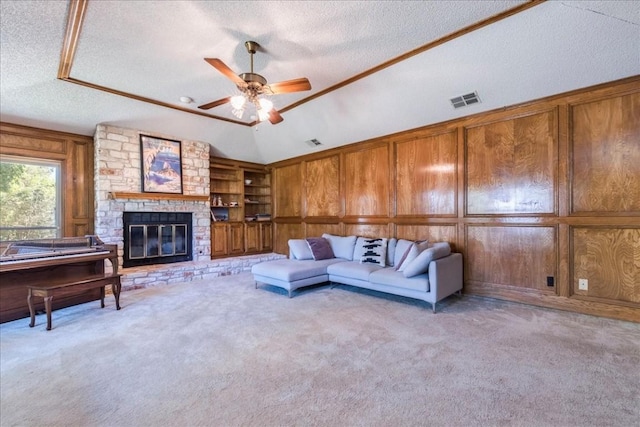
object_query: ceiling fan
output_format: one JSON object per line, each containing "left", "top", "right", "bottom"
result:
{"left": 198, "top": 41, "right": 311, "bottom": 124}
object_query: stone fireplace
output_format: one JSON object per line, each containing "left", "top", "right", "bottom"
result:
{"left": 93, "top": 125, "right": 211, "bottom": 271}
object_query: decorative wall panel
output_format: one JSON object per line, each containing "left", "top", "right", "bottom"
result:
{"left": 466, "top": 225, "right": 556, "bottom": 291}
{"left": 571, "top": 92, "right": 640, "bottom": 214}
{"left": 344, "top": 224, "right": 392, "bottom": 239}
{"left": 305, "top": 156, "right": 341, "bottom": 217}
{"left": 274, "top": 164, "right": 302, "bottom": 218}
{"left": 466, "top": 110, "right": 556, "bottom": 215}
{"left": 306, "top": 223, "right": 341, "bottom": 238}
{"left": 273, "top": 223, "right": 304, "bottom": 255}
{"left": 395, "top": 131, "right": 457, "bottom": 216}
{"left": 0, "top": 132, "right": 66, "bottom": 155}
{"left": 344, "top": 145, "right": 390, "bottom": 217}
{"left": 572, "top": 227, "right": 640, "bottom": 304}
{"left": 396, "top": 225, "right": 458, "bottom": 250}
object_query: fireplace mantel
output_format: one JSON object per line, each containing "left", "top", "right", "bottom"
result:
{"left": 109, "top": 192, "right": 209, "bottom": 202}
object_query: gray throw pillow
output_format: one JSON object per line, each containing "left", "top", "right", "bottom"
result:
{"left": 386, "top": 237, "right": 397, "bottom": 267}
{"left": 393, "top": 239, "right": 414, "bottom": 267}
{"left": 397, "top": 240, "right": 429, "bottom": 271}
{"left": 321, "top": 233, "right": 357, "bottom": 260}
{"left": 402, "top": 242, "right": 451, "bottom": 278}
{"left": 306, "top": 237, "right": 335, "bottom": 260}
{"left": 288, "top": 239, "right": 314, "bottom": 260}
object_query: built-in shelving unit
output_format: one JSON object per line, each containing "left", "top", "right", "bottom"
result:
{"left": 210, "top": 157, "right": 272, "bottom": 258}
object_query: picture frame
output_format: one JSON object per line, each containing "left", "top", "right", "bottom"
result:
{"left": 140, "top": 134, "right": 183, "bottom": 194}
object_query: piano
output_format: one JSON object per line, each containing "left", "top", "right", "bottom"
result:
{"left": 0, "top": 235, "right": 118, "bottom": 323}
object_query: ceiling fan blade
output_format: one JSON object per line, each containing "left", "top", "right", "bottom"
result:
{"left": 204, "top": 58, "right": 245, "bottom": 85}
{"left": 268, "top": 108, "right": 284, "bottom": 124}
{"left": 267, "top": 78, "right": 311, "bottom": 94}
{"left": 198, "top": 96, "right": 231, "bottom": 110}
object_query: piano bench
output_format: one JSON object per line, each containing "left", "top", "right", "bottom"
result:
{"left": 27, "top": 273, "right": 122, "bottom": 330}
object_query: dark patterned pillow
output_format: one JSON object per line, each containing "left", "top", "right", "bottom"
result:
{"left": 359, "top": 238, "right": 388, "bottom": 267}
{"left": 306, "top": 237, "right": 335, "bottom": 260}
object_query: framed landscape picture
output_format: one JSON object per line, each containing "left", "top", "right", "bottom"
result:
{"left": 140, "top": 134, "right": 183, "bottom": 194}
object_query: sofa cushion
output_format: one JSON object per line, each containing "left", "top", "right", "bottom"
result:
{"left": 402, "top": 242, "right": 452, "bottom": 278}
{"left": 397, "top": 240, "right": 430, "bottom": 271}
{"left": 386, "top": 238, "right": 397, "bottom": 267}
{"left": 359, "top": 237, "right": 388, "bottom": 267}
{"left": 327, "top": 261, "right": 383, "bottom": 281}
{"left": 393, "top": 239, "right": 414, "bottom": 267}
{"left": 306, "top": 237, "right": 335, "bottom": 260}
{"left": 369, "top": 268, "right": 430, "bottom": 292}
{"left": 288, "top": 239, "right": 314, "bottom": 260}
{"left": 322, "top": 234, "right": 357, "bottom": 260}
{"left": 252, "top": 258, "right": 341, "bottom": 282}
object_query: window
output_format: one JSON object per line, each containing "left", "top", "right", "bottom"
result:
{"left": 0, "top": 156, "right": 61, "bottom": 240}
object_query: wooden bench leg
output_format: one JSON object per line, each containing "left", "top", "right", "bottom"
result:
{"left": 100, "top": 286, "right": 105, "bottom": 308}
{"left": 44, "top": 296, "right": 53, "bottom": 330}
{"left": 28, "top": 289, "right": 35, "bottom": 328}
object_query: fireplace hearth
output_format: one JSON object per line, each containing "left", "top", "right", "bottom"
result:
{"left": 123, "top": 212, "right": 192, "bottom": 268}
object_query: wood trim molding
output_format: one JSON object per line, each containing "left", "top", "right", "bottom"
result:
{"left": 56, "top": 0, "right": 544, "bottom": 127}
{"left": 279, "top": 0, "right": 546, "bottom": 116}
{"left": 109, "top": 192, "right": 209, "bottom": 202}
{"left": 57, "top": 0, "right": 87, "bottom": 78}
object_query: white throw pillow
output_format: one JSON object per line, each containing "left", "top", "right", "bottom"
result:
{"left": 288, "top": 239, "right": 314, "bottom": 260}
{"left": 322, "top": 234, "right": 357, "bottom": 260}
{"left": 352, "top": 236, "right": 370, "bottom": 261}
{"left": 359, "top": 237, "right": 388, "bottom": 267}
{"left": 402, "top": 242, "right": 451, "bottom": 277}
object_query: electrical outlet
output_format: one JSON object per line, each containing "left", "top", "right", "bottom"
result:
{"left": 578, "top": 278, "right": 588, "bottom": 291}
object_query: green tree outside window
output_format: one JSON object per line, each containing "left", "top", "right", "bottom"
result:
{"left": 0, "top": 158, "right": 60, "bottom": 241}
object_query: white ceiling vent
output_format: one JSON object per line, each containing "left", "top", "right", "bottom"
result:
{"left": 305, "top": 138, "right": 322, "bottom": 147}
{"left": 450, "top": 91, "right": 481, "bottom": 109}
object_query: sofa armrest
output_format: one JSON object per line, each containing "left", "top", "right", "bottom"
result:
{"left": 428, "top": 253, "right": 463, "bottom": 301}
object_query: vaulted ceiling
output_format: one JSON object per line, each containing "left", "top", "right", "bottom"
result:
{"left": 1, "top": 1, "right": 638, "bottom": 164}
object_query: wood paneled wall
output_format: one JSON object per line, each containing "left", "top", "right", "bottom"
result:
{"left": 0, "top": 123, "right": 95, "bottom": 237}
{"left": 270, "top": 76, "right": 640, "bottom": 322}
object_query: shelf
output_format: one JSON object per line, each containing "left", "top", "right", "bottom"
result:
{"left": 211, "top": 191, "right": 242, "bottom": 195}
{"left": 211, "top": 177, "right": 237, "bottom": 181}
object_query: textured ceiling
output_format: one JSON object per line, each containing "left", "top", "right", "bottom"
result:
{"left": 1, "top": 1, "right": 639, "bottom": 164}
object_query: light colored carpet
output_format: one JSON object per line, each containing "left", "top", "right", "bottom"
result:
{"left": 1, "top": 272, "right": 638, "bottom": 427}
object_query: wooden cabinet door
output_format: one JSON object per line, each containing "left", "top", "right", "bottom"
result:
{"left": 260, "top": 222, "right": 273, "bottom": 252}
{"left": 228, "top": 222, "right": 245, "bottom": 255}
{"left": 211, "top": 223, "right": 228, "bottom": 258}
{"left": 244, "top": 223, "right": 260, "bottom": 253}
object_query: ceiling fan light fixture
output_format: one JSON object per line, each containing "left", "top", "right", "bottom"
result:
{"left": 231, "top": 107, "right": 245, "bottom": 119}
{"left": 258, "top": 98, "right": 273, "bottom": 112}
{"left": 199, "top": 40, "right": 311, "bottom": 125}
{"left": 257, "top": 107, "right": 271, "bottom": 122}
{"left": 230, "top": 95, "right": 246, "bottom": 109}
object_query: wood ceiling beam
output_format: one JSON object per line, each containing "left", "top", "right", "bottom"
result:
{"left": 57, "top": 0, "right": 546, "bottom": 127}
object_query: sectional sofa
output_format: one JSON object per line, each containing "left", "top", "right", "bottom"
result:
{"left": 251, "top": 234, "right": 463, "bottom": 312}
